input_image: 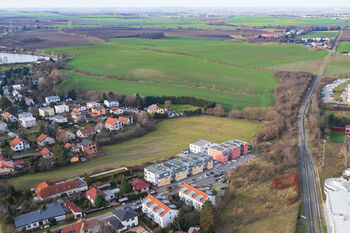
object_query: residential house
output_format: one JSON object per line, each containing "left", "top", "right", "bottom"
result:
{"left": 18, "top": 112, "right": 37, "bottom": 128}
{"left": 61, "top": 219, "right": 100, "bottom": 233}
{"left": 178, "top": 183, "right": 215, "bottom": 210}
{"left": 0, "top": 156, "right": 15, "bottom": 175}
{"left": 119, "top": 116, "right": 133, "bottom": 125}
{"left": 147, "top": 104, "right": 165, "bottom": 116}
{"left": 65, "top": 201, "right": 82, "bottom": 219}
{"left": 130, "top": 179, "right": 150, "bottom": 192}
{"left": 14, "top": 202, "right": 66, "bottom": 231}
{"left": 107, "top": 207, "right": 139, "bottom": 232}
{"left": 48, "top": 115, "right": 68, "bottom": 123}
{"left": 39, "top": 107, "right": 55, "bottom": 117}
{"left": 104, "top": 98, "right": 120, "bottom": 108}
{"left": 77, "top": 127, "right": 96, "bottom": 138}
{"left": 81, "top": 139, "right": 98, "bottom": 154}
{"left": 33, "top": 177, "right": 88, "bottom": 201}
{"left": 91, "top": 106, "right": 106, "bottom": 117}
{"left": 12, "top": 84, "right": 22, "bottom": 91}
{"left": 110, "top": 107, "right": 124, "bottom": 115}
{"left": 10, "top": 137, "right": 30, "bottom": 152}
{"left": 24, "top": 97, "right": 34, "bottom": 106}
{"left": 144, "top": 164, "right": 171, "bottom": 187}
{"left": 0, "top": 121, "right": 8, "bottom": 133}
{"left": 105, "top": 117, "right": 122, "bottom": 131}
{"left": 45, "top": 96, "right": 60, "bottom": 105}
{"left": 12, "top": 89, "right": 22, "bottom": 99}
{"left": 86, "top": 187, "right": 106, "bottom": 205}
{"left": 37, "top": 147, "right": 53, "bottom": 158}
{"left": 2, "top": 112, "right": 17, "bottom": 122}
{"left": 208, "top": 145, "right": 229, "bottom": 163}
{"left": 71, "top": 108, "right": 86, "bottom": 123}
{"left": 142, "top": 194, "right": 178, "bottom": 228}
{"left": 190, "top": 139, "right": 213, "bottom": 154}
{"left": 14, "top": 160, "right": 25, "bottom": 169}
{"left": 86, "top": 102, "right": 100, "bottom": 109}
{"left": 55, "top": 104, "right": 69, "bottom": 114}
{"left": 57, "top": 129, "right": 76, "bottom": 142}
{"left": 346, "top": 125, "right": 350, "bottom": 135}
{"left": 36, "top": 134, "right": 55, "bottom": 147}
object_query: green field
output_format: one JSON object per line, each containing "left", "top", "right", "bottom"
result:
{"left": 296, "top": 31, "right": 339, "bottom": 39}
{"left": 324, "top": 54, "right": 350, "bottom": 77}
{"left": 50, "top": 36, "right": 328, "bottom": 109}
{"left": 225, "top": 16, "right": 350, "bottom": 27}
{"left": 61, "top": 70, "right": 266, "bottom": 110}
{"left": 8, "top": 116, "right": 261, "bottom": 190}
{"left": 337, "top": 42, "right": 350, "bottom": 53}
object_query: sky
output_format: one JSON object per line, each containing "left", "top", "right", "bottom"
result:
{"left": 0, "top": 0, "right": 349, "bottom": 9}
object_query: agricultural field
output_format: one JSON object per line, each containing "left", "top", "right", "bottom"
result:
{"left": 225, "top": 15, "right": 350, "bottom": 27}
{"left": 337, "top": 41, "right": 350, "bottom": 53}
{"left": 8, "top": 116, "right": 261, "bottom": 190}
{"left": 61, "top": 70, "right": 269, "bottom": 110}
{"left": 51, "top": 36, "right": 327, "bottom": 109}
{"left": 296, "top": 31, "right": 339, "bottom": 39}
{"left": 324, "top": 54, "right": 350, "bottom": 78}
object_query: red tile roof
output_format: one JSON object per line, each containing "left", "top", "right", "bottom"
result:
{"left": 38, "top": 147, "right": 51, "bottom": 157}
{"left": 10, "top": 137, "right": 28, "bottom": 148}
{"left": 62, "top": 219, "right": 84, "bottom": 233}
{"left": 35, "top": 180, "right": 80, "bottom": 199}
{"left": 66, "top": 201, "right": 82, "bottom": 213}
{"left": 86, "top": 187, "right": 106, "bottom": 201}
{"left": 57, "top": 129, "right": 69, "bottom": 137}
{"left": 2, "top": 112, "right": 10, "bottom": 120}
{"left": 37, "top": 134, "right": 48, "bottom": 143}
{"left": 130, "top": 179, "right": 149, "bottom": 191}
{"left": 79, "top": 127, "right": 96, "bottom": 136}
{"left": 105, "top": 117, "right": 118, "bottom": 126}
{"left": 143, "top": 194, "right": 173, "bottom": 217}
{"left": 179, "top": 183, "right": 209, "bottom": 203}
{"left": 118, "top": 117, "right": 130, "bottom": 123}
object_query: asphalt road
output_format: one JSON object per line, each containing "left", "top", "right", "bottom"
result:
{"left": 298, "top": 31, "right": 342, "bottom": 233}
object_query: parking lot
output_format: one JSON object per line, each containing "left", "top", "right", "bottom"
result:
{"left": 157, "top": 153, "right": 256, "bottom": 196}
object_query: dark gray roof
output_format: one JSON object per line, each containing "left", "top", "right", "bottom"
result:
{"left": 106, "top": 98, "right": 119, "bottom": 102}
{"left": 14, "top": 202, "right": 66, "bottom": 228}
{"left": 81, "top": 139, "right": 92, "bottom": 147}
{"left": 107, "top": 216, "right": 124, "bottom": 230}
{"left": 112, "top": 206, "right": 138, "bottom": 221}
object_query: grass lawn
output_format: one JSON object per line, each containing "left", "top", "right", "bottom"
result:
{"left": 337, "top": 41, "right": 350, "bottom": 53}
{"left": 9, "top": 116, "right": 260, "bottom": 190}
{"left": 330, "top": 131, "right": 348, "bottom": 143}
{"left": 60, "top": 70, "right": 272, "bottom": 110}
{"left": 160, "top": 104, "right": 200, "bottom": 113}
{"left": 296, "top": 31, "right": 339, "bottom": 39}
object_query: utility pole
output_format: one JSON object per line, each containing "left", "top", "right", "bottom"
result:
{"left": 322, "top": 139, "right": 326, "bottom": 167}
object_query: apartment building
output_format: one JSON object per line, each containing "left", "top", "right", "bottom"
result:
{"left": 208, "top": 145, "right": 230, "bottom": 163}
{"left": 231, "top": 139, "right": 249, "bottom": 155}
{"left": 142, "top": 194, "right": 178, "bottom": 228}
{"left": 179, "top": 183, "right": 215, "bottom": 210}
{"left": 144, "top": 164, "right": 171, "bottom": 187}
{"left": 221, "top": 141, "right": 241, "bottom": 159}
{"left": 163, "top": 158, "right": 188, "bottom": 182}
{"left": 189, "top": 139, "right": 213, "bottom": 154}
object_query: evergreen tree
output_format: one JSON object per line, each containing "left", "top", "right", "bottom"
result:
{"left": 120, "top": 175, "right": 132, "bottom": 195}
{"left": 55, "top": 143, "right": 68, "bottom": 166}
{"left": 173, "top": 208, "right": 188, "bottom": 231}
{"left": 0, "top": 97, "right": 12, "bottom": 109}
{"left": 95, "top": 194, "right": 106, "bottom": 208}
{"left": 200, "top": 201, "right": 217, "bottom": 232}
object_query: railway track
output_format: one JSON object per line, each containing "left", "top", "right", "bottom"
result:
{"left": 298, "top": 30, "right": 342, "bottom": 233}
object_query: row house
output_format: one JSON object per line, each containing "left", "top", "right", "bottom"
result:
{"left": 10, "top": 137, "right": 30, "bottom": 152}
{"left": 104, "top": 98, "right": 119, "bottom": 108}
{"left": 39, "top": 107, "right": 55, "bottom": 117}
{"left": 55, "top": 104, "right": 69, "bottom": 114}
{"left": 33, "top": 177, "right": 88, "bottom": 201}
{"left": 36, "top": 134, "right": 55, "bottom": 147}
{"left": 0, "top": 156, "right": 15, "bottom": 175}
{"left": 144, "top": 164, "right": 171, "bottom": 187}
{"left": 105, "top": 117, "right": 122, "bottom": 131}
{"left": 142, "top": 194, "right": 178, "bottom": 228}
{"left": 57, "top": 129, "right": 76, "bottom": 143}
{"left": 77, "top": 127, "right": 96, "bottom": 138}
{"left": 189, "top": 139, "right": 213, "bottom": 154}
{"left": 45, "top": 95, "right": 60, "bottom": 105}
{"left": 107, "top": 207, "right": 139, "bottom": 232}
{"left": 179, "top": 184, "right": 215, "bottom": 210}
{"left": 14, "top": 202, "right": 66, "bottom": 231}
